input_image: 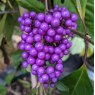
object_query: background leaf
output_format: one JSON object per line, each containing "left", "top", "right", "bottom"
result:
{"left": 17, "top": 0, "right": 44, "bottom": 12}
{"left": 56, "top": 81, "right": 69, "bottom": 92}
{"left": 61, "top": 65, "right": 93, "bottom": 95}
{"left": 4, "top": 14, "right": 15, "bottom": 41}
{"left": 0, "top": 84, "right": 7, "bottom": 95}
{"left": 11, "top": 50, "right": 22, "bottom": 68}
{"left": 72, "top": 0, "right": 87, "bottom": 18}
{"left": 85, "top": 0, "right": 94, "bottom": 39}
{"left": 70, "top": 37, "right": 85, "bottom": 55}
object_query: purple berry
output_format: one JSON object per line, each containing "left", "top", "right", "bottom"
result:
{"left": 18, "top": 17, "right": 23, "bottom": 23}
{"left": 45, "top": 15, "right": 52, "bottom": 23}
{"left": 47, "top": 29, "right": 55, "bottom": 37}
{"left": 42, "top": 74, "right": 49, "bottom": 82}
{"left": 23, "top": 12, "right": 29, "bottom": 18}
{"left": 51, "top": 18, "right": 60, "bottom": 27}
{"left": 27, "top": 56, "right": 35, "bottom": 64}
{"left": 24, "top": 18, "right": 32, "bottom": 25}
{"left": 53, "top": 11, "right": 61, "bottom": 19}
{"left": 37, "top": 67, "right": 45, "bottom": 75}
{"left": 57, "top": 26, "right": 64, "bottom": 35}
{"left": 37, "top": 13, "right": 45, "bottom": 21}
{"left": 47, "top": 66, "right": 54, "bottom": 74}
{"left": 21, "top": 33, "right": 28, "bottom": 40}
{"left": 38, "top": 52, "right": 45, "bottom": 59}
{"left": 19, "top": 43, "right": 25, "bottom": 50}
{"left": 32, "top": 64, "right": 39, "bottom": 71}
{"left": 71, "top": 13, "right": 78, "bottom": 22}
{"left": 24, "top": 26, "right": 31, "bottom": 33}
{"left": 32, "top": 70, "right": 37, "bottom": 75}
{"left": 45, "top": 36, "right": 53, "bottom": 43}
{"left": 30, "top": 48, "right": 37, "bottom": 57}
{"left": 64, "top": 50, "right": 69, "bottom": 55}
{"left": 35, "top": 20, "right": 41, "bottom": 28}
{"left": 52, "top": 54, "right": 59, "bottom": 62}
{"left": 20, "top": 25, "right": 25, "bottom": 31}
{"left": 55, "top": 47, "right": 61, "bottom": 54}
{"left": 55, "top": 71, "right": 61, "bottom": 78}
{"left": 38, "top": 29, "right": 45, "bottom": 35}
{"left": 65, "top": 19, "right": 72, "bottom": 27}
{"left": 59, "top": 44, "right": 66, "bottom": 51}
{"left": 40, "top": 22, "right": 49, "bottom": 31}
{"left": 50, "top": 83, "right": 55, "bottom": 88}
{"left": 61, "top": 10, "right": 70, "bottom": 19}
{"left": 22, "top": 61, "right": 28, "bottom": 68}
{"left": 52, "top": 78, "right": 57, "bottom": 83}
{"left": 35, "top": 42, "right": 44, "bottom": 51}
{"left": 45, "top": 53, "right": 50, "bottom": 60}
{"left": 26, "top": 36, "right": 33, "bottom": 43}
{"left": 44, "top": 46, "right": 49, "bottom": 53}
{"left": 56, "top": 63, "right": 63, "bottom": 71}
{"left": 48, "top": 46, "right": 54, "bottom": 54}
{"left": 22, "top": 52, "right": 28, "bottom": 59}
{"left": 43, "top": 84, "right": 49, "bottom": 88}
{"left": 36, "top": 59, "right": 44, "bottom": 66}
{"left": 25, "top": 44, "right": 32, "bottom": 51}
{"left": 30, "top": 11, "right": 36, "bottom": 19}
{"left": 34, "top": 34, "right": 42, "bottom": 42}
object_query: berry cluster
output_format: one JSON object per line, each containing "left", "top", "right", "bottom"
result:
{"left": 18, "top": 5, "right": 78, "bottom": 88}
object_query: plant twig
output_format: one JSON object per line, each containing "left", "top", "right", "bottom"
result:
{"left": 45, "top": 0, "right": 48, "bottom": 13}
{"left": 70, "top": 29, "right": 94, "bottom": 45}
{"left": 82, "top": 20, "right": 88, "bottom": 64}
{"left": 0, "top": 10, "right": 18, "bottom": 15}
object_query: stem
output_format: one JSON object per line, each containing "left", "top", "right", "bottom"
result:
{"left": 82, "top": 20, "right": 88, "bottom": 64}
{"left": 0, "top": 10, "right": 18, "bottom": 14}
{"left": 70, "top": 29, "right": 94, "bottom": 45}
{"left": 45, "top": 0, "right": 48, "bottom": 13}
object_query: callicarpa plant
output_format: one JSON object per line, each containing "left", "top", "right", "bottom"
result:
{"left": 18, "top": 5, "right": 78, "bottom": 88}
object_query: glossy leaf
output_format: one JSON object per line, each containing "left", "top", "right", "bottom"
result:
{"left": 70, "top": 37, "right": 85, "bottom": 55}
{"left": 56, "top": 81, "right": 69, "bottom": 92}
{"left": 0, "top": 14, "right": 7, "bottom": 45}
{"left": 17, "top": 0, "right": 44, "bottom": 12}
{"left": 72, "top": 0, "right": 87, "bottom": 18}
{"left": 0, "top": 84, "right": 7, "bottom": 95}
{"left": 0, "top": 14, "right": 7, "bottom": 35}
{"left": 62, "top": 65, "right": 93, "bottom": 95}
{"left": 85, "top": 0, "right": 94, "bottom": 39}
{"left": 4, "top": 14, "right": 15, "bottom": 41}
{"left": 11, "top": 50, "right": 22, "bottom": 68}
{"left": 26, "top": 64, "right": 31, "bottom": 72}
{"left": 19, "top": 79, "right": 31, "bottom": 88}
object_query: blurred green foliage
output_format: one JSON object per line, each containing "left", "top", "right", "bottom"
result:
{"left": 0, "top": 0, "right": 94, "bottom": 95}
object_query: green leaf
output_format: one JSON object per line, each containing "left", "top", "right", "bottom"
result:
{"left": 0, "top": 14, "right": 7, "bottom": 45}
{"left": 5, "top": 73, "right": 14, "bottom": 85}
{"left": 71, "top": 0, "right": 87, "bottom": 18}
{"left": 26, "top": 64, "right": 31, "bottom": 72}
{"left": 11, "top": 50, "right": 22, "bottom": 68}
{"left": 4, "top": 14, "right": 15, "bottom": 41}
{"left": 0, "top": 84, "right": 7, "bottom": 95}
{"left": 70, "top": 37, "right": 85, "bottom": 55}
{"left": 0, "top": 14, "right": 7, "bottom": 35}
{"left": 19, "top": 79, "right": 31, "bottom": 88}
{"left": 17, "top": 0, "right": 44, "bottom": 12}
{"left": 85, "top": 0, "right": 94, "bottom": 39}
{"left": 0, "top": 3, "right": 5, "bottom": 11}
{"left": 62, "top": 65, "right": 93, "bottom": 95}
{"left": 56, "top": 81, "right": 69, "bottom": 92}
